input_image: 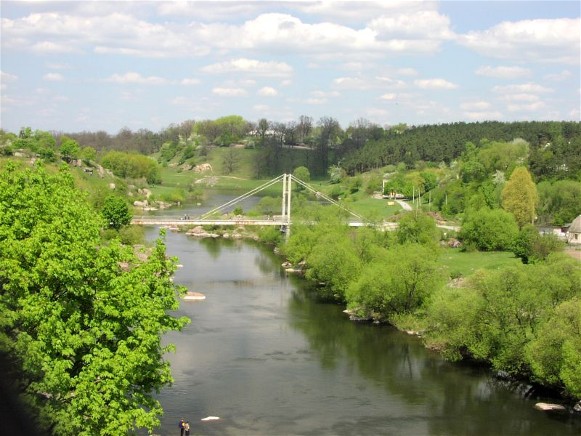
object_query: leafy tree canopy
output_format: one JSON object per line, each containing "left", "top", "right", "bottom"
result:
{"left": 0, "top": 163, "right": 188, "bottom": 435}
{"left": 502, "top": 166, "right": 538, "bottom": 228}
{"left": 102, "top": 195, "right": 132, "bottom": 230}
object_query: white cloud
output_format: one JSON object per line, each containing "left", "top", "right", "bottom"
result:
{"left": 491, "top": 82, "right": 552, "bottom": 114}
{"left": 460, "top": 101, "right": 492, "bottom": 111}
{"left": 201, "top": 11, "right": 445, "bottom": 56}
{"left": 304, "top": 89, "right": 341, "bottom": 105}
{"left": 253, "top": 104, "right": 270, "bottom": 112}
{"left": 157, "top": 1, "right": 265, "bottom": 20}
{"left": 202, "top": 58, "right": 293, "bottom": 77}
{"left": 171, "top": 96, "right": 190, "bottom": 105}
{"left": 380, "top": 93, "right": 397, "bottom": 101}
{"left": 333, "top": 76, "right": 372, "bottom": 90}
{"left": 230, "top": 13, "right": 376, "bottom": 52}
{"left": 1, "top": 71, "right": 18, "bottom": 90}
{"left": 376, "top": 76, "right": 407, "bottom": 89}
{"left": 106, "top": 72, "right": 168, "bottom": 85}
{"left": 316, "top": 90, "right": 340, "bottom": 98}
{"left": 369, "top": 10, "right": 454, "bottom": 41}
{"left": 43, "top": 73, "right": 63, "bottom": 81}
{"left": 258, "top": 87, "right": 278, "bottom": 97}
{"left": 46, "top": 62, "right": 71, "bottom": 70}
{"left": 458, "top": 18, "right": 580, "bottom": 64}
{"left": 414, "top": 78, "right": 458, "bottom": 90}
{"left": 499, "top": 93, "right": 541, "bottom": 103}
{"left": 293, "top": 0, "right": 438, "bottom": 23}
{"left": 506, "top": 101, "right": 546, "bottom": 112}
{"left": 492, "top": 83, "right": 552, "bottom": 94}
{"left": 544, "top": 70, "right": 572, "bottom": 81}
{"left": 2, "top": 11, "right": 210, "bottom": 58}
{"left": 212, "top": 87, "right": 247, "bottom": 97}
{"left": 395, "top": 68, "right": 419, "bottom": 77}
{"left": 475, "top": 66, "right": 531, "bottom": 79}
{"left": 32, "top": 41, "right": 79, "bottom": 54}
{"left": 181, "top": 78, "right": 200, "bottom": 86}
{"left": 2, "top": 5, "right": 454, "bottom": 62}
{"left": 464, "top": 111, "right": 503, "bottom": 121}
{"left": 306, "top": 97, "right": 326, "bottom": 105}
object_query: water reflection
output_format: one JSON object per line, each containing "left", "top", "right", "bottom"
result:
{"left": 146, "top": 232, "right": 579, "bottom": 435}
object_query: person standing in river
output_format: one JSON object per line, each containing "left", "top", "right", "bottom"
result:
{"left": 184, "top": 421, "right": 190, "bottom": 436}
{"left": 178, "top": 418, "right": 185, "bottom": 436}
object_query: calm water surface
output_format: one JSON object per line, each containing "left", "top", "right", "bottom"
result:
{"left": 146, "top": 229, "right": 579, "bottom": 436}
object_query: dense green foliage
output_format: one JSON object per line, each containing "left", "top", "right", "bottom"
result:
{"left": 425, "top": 255, "right": 580, "bottom": 396}
{"left": 280, "top": 203, "right": 580, "bottom": 400}
{"left": 0, "top": 164, "right": 188, "bottom": 434}
{"left": 101, "top": 151, "right": 161, "bottom": 184}
{"left": 459, "top": 208, "right": 519, "bottom": 251}
{"left": 101, "top": 195, "right": 132, "bottom": 230}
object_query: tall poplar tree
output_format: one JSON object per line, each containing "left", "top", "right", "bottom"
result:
{"left": 501, "top": 166, "right": 538, "bottom": 228}
{"left": 0, "top": 163, "right": 189, "bottom": 435}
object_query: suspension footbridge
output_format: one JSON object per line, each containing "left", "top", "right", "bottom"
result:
{"left": 131, "top": 174, "right": 383, "bottom": 235}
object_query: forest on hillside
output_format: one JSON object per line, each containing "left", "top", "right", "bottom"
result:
{"left": 2, "top": 118, "right": 579, "bottom": 227}
{"left": 3, "top": 117, "right": 579, "bottom": 180}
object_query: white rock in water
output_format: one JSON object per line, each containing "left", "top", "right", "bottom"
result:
{"left": 183, "top": 292, "right": 206, "bottom": 301}
{"left": 534, "top": 402, "right": 566, "bottom": 412}
{"left": 201, "top": 416, "right": 220, "bottom": 421}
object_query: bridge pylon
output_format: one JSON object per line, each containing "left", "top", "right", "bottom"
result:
{"left": 281, "top": 173, "right": 292, "bottom": 238}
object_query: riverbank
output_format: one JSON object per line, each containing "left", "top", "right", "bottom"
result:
{"left": 162, "top": 222, "right": 581, "bottom": 412}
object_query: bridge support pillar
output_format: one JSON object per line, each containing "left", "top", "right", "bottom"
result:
{"left": 281, "top": 173, "right": 292, "bottom": 239}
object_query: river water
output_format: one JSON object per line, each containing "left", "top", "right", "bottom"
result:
{"left": 146, "top": 229, "right": 579, "bottom": 436}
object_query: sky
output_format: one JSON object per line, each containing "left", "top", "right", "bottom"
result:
{"left": 1, "top": 0, "right": 579, "bottom": 134}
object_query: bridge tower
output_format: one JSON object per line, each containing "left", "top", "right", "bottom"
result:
{"left": 281, "top": 173, "right": 292, "bottom": 238}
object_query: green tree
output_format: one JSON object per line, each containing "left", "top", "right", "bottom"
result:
{"left": 513, "top": 224, "right": 563, "bottom": 264}
{"left": 396, "top": 212, "right": 439, "bottom": 246}
{"left": 459, "top": 208, "right": 519, "bottom": 251}
{"left": 102, "top": 195, "right": 132, "bottom": 230}
{"left": 305, "top": 232, "right": 361, "bottom": 301}
{"left": 222, "top": 147, "right": 241, "bottom": 175}
{"left": 501, "top": 166, "right": 538, "bottom": 228}
{"left": 292, "top": 166, "right": 310, "bottom": 192}
{"left": 537, "top": 179, "right": 581, "bottom": 226}
{"left": 526, "top": 298, "right": 581, "bottom": 395}
{"left": 59, "top": 136, "right": 80, "bottom": 162}
{"left": 293, "top": 166, "right": 310, "bottom": 183}
{"left": 347, "top": 244, "right": 443, "bottom": 321}
{"left": 0, "top": 164, "right": 188, "bottom": 434}
{"left": 80, "top": 146, "right": 97, "bottom": 164}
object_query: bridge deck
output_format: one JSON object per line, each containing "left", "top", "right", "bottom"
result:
{"left": 131, "top": 217, "right": 400, "bottom": 230}
{"left": 131, "top": 218, "right": 287, "bottom": 227}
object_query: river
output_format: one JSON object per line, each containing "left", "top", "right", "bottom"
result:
{"left": 145, "top": 229, "right": 579, "bottom": 436}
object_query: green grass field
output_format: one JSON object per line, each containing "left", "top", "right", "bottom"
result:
{"left": 438, "top": 249, "right": 521, "bottom": 277}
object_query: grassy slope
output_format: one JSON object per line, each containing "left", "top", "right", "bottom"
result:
{"left": 438, "top": 249, "right": 521, "bottom": 277}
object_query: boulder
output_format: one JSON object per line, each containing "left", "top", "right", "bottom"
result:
{"left": 193, "top": 163, "right": 213, "bottom": 173}
{"left": 534, "top": 402, "right": 566, "bottom": 412}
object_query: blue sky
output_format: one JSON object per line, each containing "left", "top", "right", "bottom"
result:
{"left": 1, "top": 1, "right": 579, "bottom": 134}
